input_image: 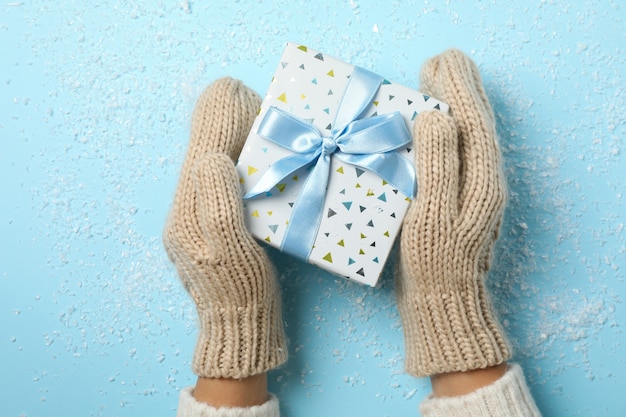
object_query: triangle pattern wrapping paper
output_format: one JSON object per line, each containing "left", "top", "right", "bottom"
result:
{"left": 236, "top": 42, "right": 448, "bottom": 286}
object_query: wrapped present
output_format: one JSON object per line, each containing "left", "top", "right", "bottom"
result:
{"left": 236, "top": 42, "right": 448, "bottom": 286}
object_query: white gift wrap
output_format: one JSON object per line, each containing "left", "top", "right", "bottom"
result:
{"left": 236, "top": 42, "right": 448, "bottom": 286}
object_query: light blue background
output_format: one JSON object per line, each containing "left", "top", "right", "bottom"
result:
{"left": 1, "top": 1, "right": 624, "bottom": 416}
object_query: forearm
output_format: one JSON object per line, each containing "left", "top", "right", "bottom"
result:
{"left": 430, "top": 363, "right": 507, "bottom": 398}
{"left": 421, "top": 364, "right": 542, "bottom": 417}
{"left": 193, "top": 373, "right": 269, "bottom": 408}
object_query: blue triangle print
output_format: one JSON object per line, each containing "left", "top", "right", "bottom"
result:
{"left": 348, "top": 258, "right": 356, "bottom": 265}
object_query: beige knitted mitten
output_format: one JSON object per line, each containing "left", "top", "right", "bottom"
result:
{"left": 397, "top": 50, "right": 512, "bottom": 377}
{"left": 163, "top": 78, "right": 287, "bottom": 379}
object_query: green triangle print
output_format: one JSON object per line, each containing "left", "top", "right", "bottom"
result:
{"left": 297, "top": 45, "right": 308, "bottom": 52}
{"left": 323, "top": 252, "right": 333, "bottom": 263}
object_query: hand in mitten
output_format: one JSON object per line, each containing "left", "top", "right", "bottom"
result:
{"left": 397, "top": 50, "right": 511, "bottom": 379}
{"left": 163, "top": 78, "right": 287, "bottom": 380}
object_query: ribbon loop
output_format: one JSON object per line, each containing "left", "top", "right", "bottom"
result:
{"left": 244, "top": 65, "right": 416, "bottom": 261}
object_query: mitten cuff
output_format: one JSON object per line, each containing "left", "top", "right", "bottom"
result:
{"left": 398, "top": 281, "right": 512, "bottom": 377}
{"left": 420, "top": 364, "right": 541, "bottom": 417}
{"left": 192, "top": 295, "right": 288, "bottom": 379}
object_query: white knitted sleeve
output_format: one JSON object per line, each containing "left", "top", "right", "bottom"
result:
{"left": 420, "top": 364, "right": 542, "bottom": 417}
{"left": 176, "top": 388, "right": 280, "bottom": 417}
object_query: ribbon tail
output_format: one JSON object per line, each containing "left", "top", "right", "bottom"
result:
{"left": 243, "top": 151, "right": 320, "bottom": 199}
{"left": 281, "top": 154, "right": 332, "bottom": 260}
{"left": 337, "top": 151, "right": 416, "bottom": 198}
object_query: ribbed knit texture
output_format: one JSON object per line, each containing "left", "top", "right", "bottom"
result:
{"left": 163, "top": 78, "right": 287, "bottom": 378}
{"left": 177, "top": 389, "right": 280, "bottom": 417}
{"left": 397, "top": 49, "right": 512, "bottom": 377}
{"left": 420, "top": 364, "right": 541, "bottom": 417}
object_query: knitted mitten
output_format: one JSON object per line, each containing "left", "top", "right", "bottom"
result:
{"left": 397, "top": 50, "right": 512, "bottom": 377}
{"left": 163, "top": 78, "right": 287, "bottom": 379}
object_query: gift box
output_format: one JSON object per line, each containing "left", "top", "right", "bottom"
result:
{"left": 236, "top": 42, "right": 448, "bottom": 286}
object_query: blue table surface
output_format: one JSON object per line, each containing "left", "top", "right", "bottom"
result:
{"left": 1, "top": 1, "right": 624, "bottom": 416}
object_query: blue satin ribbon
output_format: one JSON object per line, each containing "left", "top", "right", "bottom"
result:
{"left": 244, "top": 66, "right": 416, "bottom": 261}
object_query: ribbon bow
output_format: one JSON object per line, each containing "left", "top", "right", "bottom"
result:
{"left": 244, "top": 66, "right": 416, "bottom": 261}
